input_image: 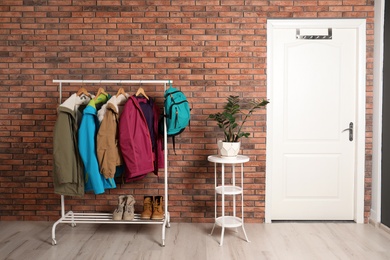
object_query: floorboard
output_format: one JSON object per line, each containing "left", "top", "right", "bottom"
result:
{"left": 1, "top": 221, "right": 390, "bottom": 260}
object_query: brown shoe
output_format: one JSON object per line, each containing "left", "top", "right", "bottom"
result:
{"left": 123, "top": 195, "right": 135, "bottom": 221}
{"left": 112, "top": 195, "right": 126, "bottom": 220}
{"left": 151, "top": 196, "right": 164, "bottom": 220}
{"left": 140, "top": 196, "right": 153, "bottom": 219}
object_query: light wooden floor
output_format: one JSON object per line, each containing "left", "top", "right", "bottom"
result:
{"left": 1, "top": 221, "right": 390, "bottom": 260}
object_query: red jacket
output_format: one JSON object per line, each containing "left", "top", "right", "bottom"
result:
{"left": 119, "top": 96, "right": 164, "bottom": 182}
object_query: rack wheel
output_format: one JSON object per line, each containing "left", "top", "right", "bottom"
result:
{"left": 71, "top": 223, "right": 76, "bottom": 227}
{"left": 52, "top": 239, "right": 57, "bottom": 246}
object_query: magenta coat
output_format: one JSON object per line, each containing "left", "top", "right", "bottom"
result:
{"left": 119, "top": 96, "right": 164, "bottom": 182}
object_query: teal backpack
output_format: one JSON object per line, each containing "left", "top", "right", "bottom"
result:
{"left": 159, "top": 83, "right": 190, "bottom": 152}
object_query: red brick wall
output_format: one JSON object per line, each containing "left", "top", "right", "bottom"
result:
{"left": 0, "top": 0, "right": 374, "bottom": 223}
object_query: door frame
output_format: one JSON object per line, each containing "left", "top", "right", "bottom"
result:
{"left": 370, "top": 0, "right": 384, "bottom": 225}
{"left": 265, "top": 19, "right": 366, "bottom": 223}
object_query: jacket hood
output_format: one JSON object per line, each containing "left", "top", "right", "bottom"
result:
{"left": 97, "top": 93, "right": 129, "bottom": 122}
{"left": 60, "top": 93, "right": 93, "bottom": 111}
{"left": 84, "top": 103, "right": 98, "bottom": 116}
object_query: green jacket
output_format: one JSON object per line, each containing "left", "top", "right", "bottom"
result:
{"left": 53, "top": 94, "right": 91, "bottom": 197}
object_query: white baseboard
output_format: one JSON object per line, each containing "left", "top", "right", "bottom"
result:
{"left": 368, "top": 218, "right": 379, "bottom": 227}
{"left": 369, "top": 209, "right": 380, "bottom": 224}
{"left": 379, "top": 223, "right": 390, "bottom": 234}
{"left": 369, "top": 218, "right": 390, "bottom": 235}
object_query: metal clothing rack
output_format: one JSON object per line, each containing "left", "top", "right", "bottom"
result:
{"left": 51, "top": 79, "right": 171, "bottom": 247}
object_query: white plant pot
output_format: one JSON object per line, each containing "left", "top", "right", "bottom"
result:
{"left": 217, "top": 140, "right": 241, "bottom": 157}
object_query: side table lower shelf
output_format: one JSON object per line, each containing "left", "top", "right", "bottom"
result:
{"left": 51, "top": 211, "right": 170, "bottom": 247}
{"left": 215, "top": 185, "right": 242, "bottom": 195}
{"left": 215, "top": 216, "right": 243, "bottom": 228}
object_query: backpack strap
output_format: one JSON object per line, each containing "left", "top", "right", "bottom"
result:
{"left": 172, "top": 136, "right": 177, "bottom": 155}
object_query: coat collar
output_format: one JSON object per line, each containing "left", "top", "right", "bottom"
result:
{"left": 107, "top": 93, "right": 129, "bottom": 113}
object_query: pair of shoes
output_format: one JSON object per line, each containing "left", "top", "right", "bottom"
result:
{"left": 112, "top": 195, "right": 135, "bottom": 221}
{"left": 140, "top": 195, "right": 164, "bottom": 220}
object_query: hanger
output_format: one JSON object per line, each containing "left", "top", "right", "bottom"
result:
{"left": 116, "top": 87, "right": 127, "bottom": 98}
{"left": 94, "top": 87, "right": 107, "bottom": 100}
{"left": 135, "top": 87, "right": 149, "bottom": 100}
{"left": 76, "top": 87, "right": 91, "bottom": 98}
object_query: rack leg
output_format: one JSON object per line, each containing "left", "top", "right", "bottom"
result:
{"left": 70, "top": 211, "right": 76, "bottom": 227}
{"left": 51, "top": 221, "right": 58, "bottom": 246}
{"left": 161, "top": 220, "right": 166, "bottom": 247}
{"left": 166, "top": 212, "right": 171, "bottom": 228}
{"left": 51, "top": 216, "right": 65, "bottom": 246}
{"left": 51, "top": 211, "right": 74, "bottom": 246}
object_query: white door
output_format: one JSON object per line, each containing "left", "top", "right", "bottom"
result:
{"left": 266, "top": 19, "right": 366, "bottom": 222}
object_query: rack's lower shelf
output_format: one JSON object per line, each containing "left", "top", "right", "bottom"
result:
{"left": 55, "top": 212, "right": 166, "bottom": 224}
{"left": 52, "top": 211, "right": 170, "bottom": 247}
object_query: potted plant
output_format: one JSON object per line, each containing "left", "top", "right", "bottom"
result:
{"left": 208, "top": 95, "right": 269, "bottom": 157}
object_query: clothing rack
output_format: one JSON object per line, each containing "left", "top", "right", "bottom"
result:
{"left": 51, "top": 79, "right": 171, "bottom": 247}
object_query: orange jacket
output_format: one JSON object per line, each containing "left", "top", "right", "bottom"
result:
{"left": 96, "top": 94, "right": 129, "bottom": 179}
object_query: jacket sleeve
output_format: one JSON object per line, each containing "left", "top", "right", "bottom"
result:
{"left": 53, "top": 110, "right": 76, "bottom": 183}
{"left": 153, "top": 103, "right": 165, "bottom": 174}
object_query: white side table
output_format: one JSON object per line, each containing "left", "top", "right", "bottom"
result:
{"left": 208, "top": 155, "right": 250, "bottom": 246}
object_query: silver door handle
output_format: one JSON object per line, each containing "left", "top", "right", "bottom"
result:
{"left": 342, "top": 122, "right": 353, "bottom": 141}
{"left": 296, "top": 28, "right": 333, "bottom": 40}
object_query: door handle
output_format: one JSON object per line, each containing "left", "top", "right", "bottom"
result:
{"left": 296, "top": 28, "right": 333, "bottom": 40}
{"left": 342, "top": 122, "right": 353, "bottom": 141}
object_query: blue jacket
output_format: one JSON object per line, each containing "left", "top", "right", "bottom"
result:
{"left": 78, "top": 99, "right": 116, "bottom": 194}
